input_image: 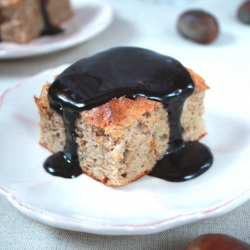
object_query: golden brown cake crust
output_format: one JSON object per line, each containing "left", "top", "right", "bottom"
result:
{"left": 187, "top": 68, "right": 209, "bottom": 90}
{"left": 81, "top": 97, "right": 162, "bottom": 130}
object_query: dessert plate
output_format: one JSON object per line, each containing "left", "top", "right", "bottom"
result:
{"left": 0, "top": 65, "right": 250, "bottom": 235}
{"left": 0, "top": 0, "right": 113, "bottom": 59}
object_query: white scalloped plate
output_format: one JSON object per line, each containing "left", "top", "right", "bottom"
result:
{"left": 0, "top": 0, "right": 113, "bottom": 59}
{"left": 0, "top": 65, "right": 250, "bottom": 235}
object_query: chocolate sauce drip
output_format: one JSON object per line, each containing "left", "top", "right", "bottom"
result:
{"left": 40, "top": 0, "right": 63, "bottom": 36}
{"left": 44, "top": 47, "right": 213, "bottom": 181}
{"left": 149, "top": 141, "right": 213, "bottom": 181}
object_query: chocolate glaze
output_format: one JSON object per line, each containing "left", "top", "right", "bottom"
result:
{"left": 45, "top": 47, "right": 213, "bottom": 181}
{"left": 149, "top": 142, "right": 212, "bottom": 182}
{"left": 0, "top": 10, "right": 3, "bottom": 42}
{"left": 40, "top": 0, "right": 63, "bottom": 36}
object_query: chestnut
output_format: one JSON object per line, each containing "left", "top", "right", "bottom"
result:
{"left": 177, "top": 10, "right": 219, "bottom": 44}
{"left": 238, "top": 1, "right": 250, "bottom": 24}
{"left": 185, "top": 234, "right": 250, "bottom": 250}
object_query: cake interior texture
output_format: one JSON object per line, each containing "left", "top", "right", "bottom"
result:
{"left": 34, "top": 68, "right": 209, "bottom": 186}
{"left": 0, "top": 0, "right": 72, "bottom": 43}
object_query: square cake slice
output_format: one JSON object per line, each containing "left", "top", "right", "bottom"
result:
{"left": 0, "top": 0, "right": 72, "bottom": 43}
{"left": 34, "top": 68, "right": 209, "bottom": 186}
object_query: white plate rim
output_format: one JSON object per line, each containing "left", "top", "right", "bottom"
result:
{"left": 1, "top": 181, "right": 250, "bottom": 235}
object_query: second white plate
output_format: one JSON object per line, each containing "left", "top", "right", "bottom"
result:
{"left": 0, "top": 0, "right": 114, "bottom": 59}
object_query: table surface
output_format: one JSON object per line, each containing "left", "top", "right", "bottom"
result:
{"left": 1, "top": 0, "right": 250, "bottom": 249}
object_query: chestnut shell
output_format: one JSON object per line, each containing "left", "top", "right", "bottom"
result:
{"left": 185, "top": 234, "right": 250, "bottom": 250}
{"left": 177, "top": 10, "right": 219, "bottom": 44}
{"left": 238, "top": 1, "right": 250, "bottom": 24}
